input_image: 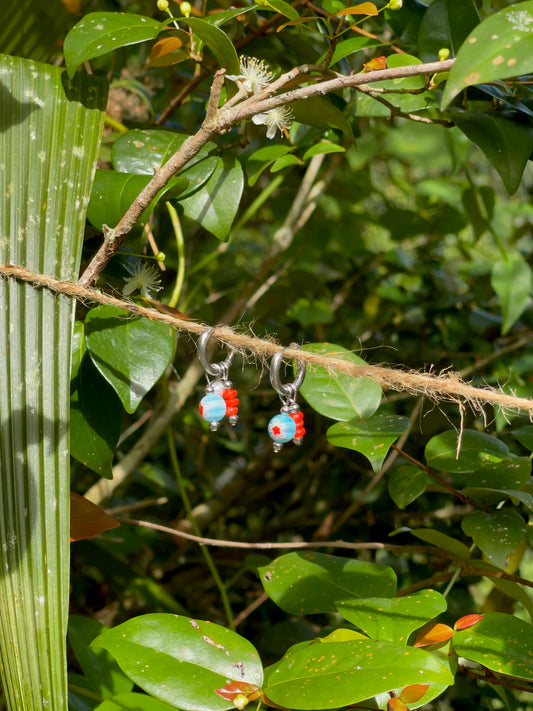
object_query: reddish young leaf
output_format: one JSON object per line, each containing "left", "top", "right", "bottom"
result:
{"left": 413, "top": 622, "right": 453, "bottom": 647}
{"left": 387, "top": 698, "right": 408, "bottom": 711}
{"left": 363, "top": 56, "right": 387, "bottom": 71}
{"left": 70, "top": 492, "right": 120, "bottom": 542}
{"left": 335, "top": 2, "right": 379, "bottom": 16}
{"left": 215, "top": 681, "right": 260, "bottom": 706}
{"left": 399, "top": 684, "right": 429, "bottom": 703}
{"left": 454, "top": 614, "right": 484, "bottom": 631}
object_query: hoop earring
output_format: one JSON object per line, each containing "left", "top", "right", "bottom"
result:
{"left": 268, "top": 344, "right": 306, "bottom": 452}
{"left": 197, "top": 328, "right": 239, "bottom": 432}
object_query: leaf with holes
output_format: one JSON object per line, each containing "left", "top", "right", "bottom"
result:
{"left": 337, "top": 590, "right": 447, "bottom": 644}
{"left": 327, "top": 414, "right": 410, "bottom": 472}
{"left": 441, "top": 1, "right": 533, "bottom": 108}
{"left": 92, "top": 614, "right": 264, "bottom": 711}
{"left": 259, "top": 552, "right": 397, "bottom": 614}
{"left": 64, "top": 12, "right": 167, "bottom": 78}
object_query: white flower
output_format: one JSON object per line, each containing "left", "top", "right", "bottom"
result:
{"left": 122, "top": 261, "right": 162, "bottom": 298}
{"left": 227, "top": 56, "right": 274, "bottom": 94}
{"left": 252, "top": 105, "right": 293, "bottom": 139}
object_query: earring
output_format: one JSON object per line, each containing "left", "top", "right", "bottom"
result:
{"left": 198, "top": 328, "right": 239, "bottom": 431}
{"left": 268, "top": 344, "right": 306, "bottom": 452}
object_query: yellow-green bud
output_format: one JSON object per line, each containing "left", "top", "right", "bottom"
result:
{"left": 157, "top": 0, "right": 169, "bottom": 11}
{"left": 180, "top": 1, "right": 192, "bottom": 17}
{"left": 388, "top": 0, "right": 403, "bottom": 9}
{"left": 438, "top": 47, "right": 450, "bottom": 61}
{"left": 156, "top": 252, "right": 166, "bottom": 262}
{"left": 233, "top": 695, "right": 249, "bottom": 711}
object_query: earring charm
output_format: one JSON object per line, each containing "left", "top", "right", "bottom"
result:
{"left": 198, "top": 328, "right": 239, "bottom": 431}
{"left": 268, "top": 344, "right": 306, "bottom": 452}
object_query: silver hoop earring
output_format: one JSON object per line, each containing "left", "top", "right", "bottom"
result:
{"left": 197, "top": 328, "right": 239, "bottom": 432}
{"left": 268, "top": 344, "right": 306, "bottom": 452}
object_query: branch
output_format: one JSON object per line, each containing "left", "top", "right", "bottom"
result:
{"left": 79, "top": 59, "right": 455, "bottom": 287}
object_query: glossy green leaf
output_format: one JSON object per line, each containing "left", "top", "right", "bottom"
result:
{"left": 85, "top": 305, "right": 175, "bottom": 414}
{"left": 302, "top": 142, "right": 345, "bottom": 161}
{"left": 0, "top": 53, "right": 106, "bottom": 709}
{"left": 337, "top": 590, "right": 447, "bottom": 643}
{"left": 95, "top": 692, "right": 182, "bottom": 710}
{"left": 462, "top": 509, "right": 526, "bottom": 569}
{"left": 111, "top": 128, "right": 218, "bottom": 197}
{"left": 92, "top": 614, "right": 263, "bottom": 711}
{"left": 299, "top": 343, "right": 382, "bottom": 421}
{"left": 512, "top": 424, "right": 533, "bottom": 451}
{"left": 263, "top": 639, "right": 454, "bottom": 709}
{"left": 203, "top": 6, "right": 259, "bottom": 27}
{"left": 180, "top": 17, "right": 240, "bottom": 73}
{"left": 388, "top": 465, "right": 427, "bottom": 509}
{"left": 453, "top": 612, "right": 533, "bottom": 681}
{"left": 247, "top": 145, "right": 294, "bottom": 186}
{"left": 177, "top": 154, "right": 244, "bottom": 241}
{"left": 441, "top": 1, "right": 533, "bottom": 108}
{"left": 327, "top": 36, "right": 386, "bottom": 66}
{"left": 410, "top": 529, "right": 471, "bottom": 561}
{"left": 417, "top": 0, "right": 480, "bottom": 62}
{"left": 259, "top": 552, "right": 397, "bottom": 614}
{"left": 68, "top": 616, "right": 133, "bottom": 700}
{"left": 462, "top": 487, "right": 533, "bottom": 510}
{"left": 70, "top": 353, "right": 123, "bottom": 478}
{"left": 450, "top": 109, "right": 533, "bottom": 194}
{"left": 256, "top": 0, "right": 299, "bottom": 19}
{"left": 491, "top": 252, "right": 533, "bottom": 334}
{"left": 64, "top": 12, "right": 166, "bottom": 78}
{"left": 327, "top": 414, "right": 410, "bottom": 472}
{"left": 86, "top": 170, "right": 188, "bottom": 235}
{"left": 425, "top": 429, "right": 513, "bottom": 473}
{"left": 290, "top": 96, "right": 355, "bottom": 142}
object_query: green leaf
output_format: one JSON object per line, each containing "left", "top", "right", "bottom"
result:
{"left": 441, "top": 1, "right": 533, "bottom": 108}
{"left": 0, "top": 53, "right": 106, "bottom": 708}
{"left": 70, "top": 353, "right": 123, "bottom": 478}
{"left": 410, "top": 529, "right": 472, "bottom": 561}
{"left": 246, "top": 145, "right": 295, "bottom": 186}
{"left": 290, "top": 96, "right": 355, "bottom": 141}
{"left": 491, "top": 252, "right": 533, "bottom": 334}
{"left": 68, "top": 616, "right": 134, "bottom": 700}
{"left": 425, "top": 429, "right": 511, "bottom": 473}
{"left": 450, "top": 109, "right": 533, "bottom": 194}
{"left": 111, "top": 128, "right": 218, "bottom": 196}
{"left": 327, "top": 414, "right": 410, "bottom": 472}
{"left": 467, "top": 560, "right": 533, "bottom": 621}
{"left": 337, "top": 590, "right": 447, "bottom": 643}
{"left": 256, "top": 0, "right": 299, "bottom": 20}
{"left": 258, "top": 552, "right": 397, "bottom": 615}
{"left": 86, "top": 170, "right": 188, "bottom": 235}
{"left": 69, "top": 673, "right": 101, "bottom": 711}
{"left": 388, "top": 465, "right": 428, "bottom": 509}
{"left": 180, "top": 17, "right": 240, "bottom": 73}
{"left": 462, "top": 487, "right": 533, "bottom": 509}
{"left": 2, "top": 0, "right": 72, "bottom": 62}
{"left": 263, "top": 639, "right": 454, "bottom": 709}
{"left": 453, "top": 612, "right": 533, "bottom": 681}
{"left": 302, "top": 142, "right": 346, "bottom": 161}
{"left": 462, "top": 509, "right": 526, "bottom": 569}
{"left": 512, "top": 424, "right": 533, "bottom": 450}
{"left": 64, "top": 12, "right": 166, "bottom": 79}
{"left": 299, "top": 343, "right": 382, "bottom": 421}
{"left": 178, "top": 154, "right": 244, "bottom": 240}
{"left": 417, "top": 0, "right": 480, "bottom": 62}
{"left": 85, "top": 305, "right": 175, "bottom": 414}
{"left": 327, "top": 36, "right": 386, "bottom": 66}
{"left": 92, "top": 614, "right": 263, "bottom": 711}
{"left": 95, "top": 694, "right": 179, "bottom": 711}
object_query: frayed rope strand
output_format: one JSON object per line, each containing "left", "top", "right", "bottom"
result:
{"left": 2, "top": 262, "right": 532, "bottom": 414}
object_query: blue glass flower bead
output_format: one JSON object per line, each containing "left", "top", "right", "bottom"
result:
{"left": 199, "top": 392, "right": 226, "bottom": 423}
{"left": 268, "top": 412, "right": 296, "bottom": 444}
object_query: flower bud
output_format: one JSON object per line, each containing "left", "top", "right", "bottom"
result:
{"left": 157, "top": 0, "right": 169, "bottom": 11}
{"left": 180, "top": 1, "right": 192, "bottom": 16}
{"left": 438, "top": 47, "right": 451, "bottom": 61}
{"left": 388, "top": 0, "right": 403, "bottom": 9}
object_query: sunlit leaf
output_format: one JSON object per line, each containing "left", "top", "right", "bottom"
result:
{"left": 413, "top": 623, "right": 454, "bottom": 647}
{"left": 454, "top": 614, "right": 484, "bottom": 631}
{"left": 399, "top": 684, "right": 429, "bottom": 703}
{"left": 335, "top": 2, "right": 378, "bottom": 16}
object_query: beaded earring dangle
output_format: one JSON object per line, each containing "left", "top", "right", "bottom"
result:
{"left": 198, "top": 328, "right": 239, "bottom": 431}
{"left": 268, "top": 344, "right": 306, "bottom": 452}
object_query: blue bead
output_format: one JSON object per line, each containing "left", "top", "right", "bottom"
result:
{"left": 268, "top": 413, "right": 296, "bottom": 443}
{"left": 199, "top": 392, "right": 226, "bottom": 422}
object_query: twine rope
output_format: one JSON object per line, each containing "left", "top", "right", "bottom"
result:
{"left": 2, "top": 262, "right": 532, "bottom": 414}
